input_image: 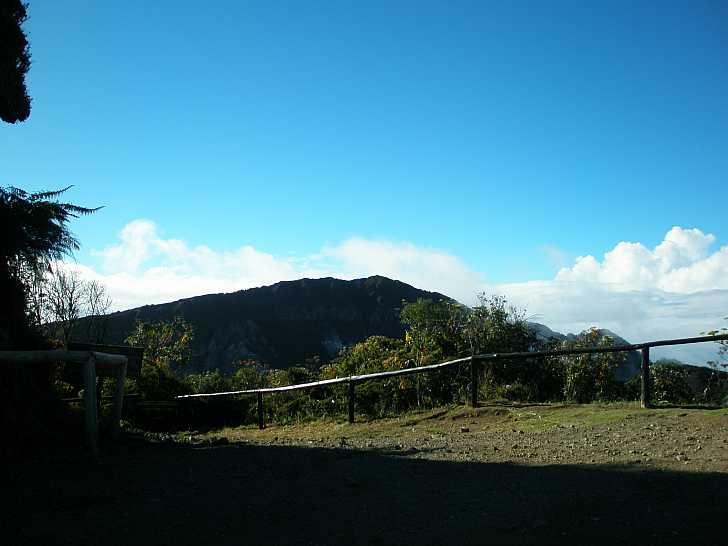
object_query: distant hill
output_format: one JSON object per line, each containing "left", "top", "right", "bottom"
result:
{"left": 75, "top": 274, "right": 642, "bottom": 379}
{"left": 79, "top": 276, "right": 450, "bottom": 372}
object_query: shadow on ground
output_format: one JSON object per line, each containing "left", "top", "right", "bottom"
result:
{"left": 4, "top": 438, "right": 724, "bottom": 546}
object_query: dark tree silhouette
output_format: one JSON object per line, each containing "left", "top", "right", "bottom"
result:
{"left": 0, "top": 186, "right": 99, "bottom": 456}
{"left": 0, "top": 0, "right": 31, "bottom": 123}
{"left": 0, "top": 186, "right": 100, "bottom": 347}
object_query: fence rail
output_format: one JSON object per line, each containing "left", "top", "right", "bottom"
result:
{"left": 176, "top": 334, "right": 728, "bottom": 429}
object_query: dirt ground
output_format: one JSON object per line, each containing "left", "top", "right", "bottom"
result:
{"left": 5, "top": 403, "right": 728, "bottom": 545}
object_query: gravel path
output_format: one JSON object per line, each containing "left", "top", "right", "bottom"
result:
{"left": 6, "top": 404, "right": 728, "bottom": 545}
{"left": 205, "top": 403, "right": 728, "bottom": 472}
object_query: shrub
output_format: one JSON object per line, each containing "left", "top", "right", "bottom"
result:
{"left": 559, "top": 329, "right": 624, "bottom": 403}
{"left": 231, "top": 366, "right": 268, "bottom": 391}
{"left": 651, "top": 363, "right": 693, "bottom": 404}
{"left": 137, "top": 364, "right": 189, "bottom": 400}
{"left": 185, "top": 370, "right": 230, "bottom": 395}
{"left": 622, "top": 373, "right": 642, "bottom": 401}
{"left": 502, "top": 382, "right": 536, "bottom": 402}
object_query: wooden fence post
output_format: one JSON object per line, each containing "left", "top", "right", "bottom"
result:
{"left": 83, "top": 353, "right": 99, "bottom": 455}
{"left": 257, "top": 392, "right": 264, "bottom": 429}
{"left": 470, "top": 357, "right": 479, "bottom": 408}
{"left": 110, "top": 359, "right": 127, "bottom": 439}
{"left": 348, "top": 380, "right": 355, "bottom": 424}
{"left": 641, "top": 347, "right": 651, "bottom": 409}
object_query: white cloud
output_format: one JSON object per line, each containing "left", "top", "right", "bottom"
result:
{"left": 498, "top": 280, "right": 727, "bottom": 363}
{"left": 66, "top": 221, "right": 728, "bottom": 364}
{"left": 556, "top": 226, "right": 728, "bottom": 293}
{"left": 71, "top": 220, "right": 482, "bottom": 311}
{"left": 539, "top": 244, "right": 571, "bottom": 270}
{"left": 505, "top": 227, "right": 728, "bottom": 362}
{"left": 321, "top": 238, "right": 483, "bottom": 303}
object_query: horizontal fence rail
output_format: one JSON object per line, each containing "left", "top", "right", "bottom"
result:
{"left": 177, "top": 356, "right": 473, "bottom": 398}
{"left": 471, "top": 334, "right": 728, "bottom": 361}
{"left": 176, "top": 334, "right": 728, "bottom": 429}
{"left": 0, "top": 349, "right": 128, "bottom": 366}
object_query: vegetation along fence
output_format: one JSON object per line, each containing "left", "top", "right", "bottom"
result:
{"left": 177, "top": 334, "right": 728, "bottom": 429}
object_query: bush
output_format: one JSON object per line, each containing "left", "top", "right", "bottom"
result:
{"left": 137, "top": 364, "right": 189, "bottom": 400}
{"left": 622, "top": 373, "right": 642, "bottom": 401}
{"left": 185, "top": 370, "right": 230, "bottom": 395}
{"left": 651, "top": 363, "right": 693, "bottom": 404}
{"left": 231, "top": 366, "right": 268, "bottom": 391}
{"left": 558, "top": 329, "right": 624, "bottom": 403}
{"left": 502, "top": 382, "right": 536, "bottom": 402}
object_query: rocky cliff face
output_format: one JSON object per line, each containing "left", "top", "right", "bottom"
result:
{"left": 86, "top": 276, "right": 449, "bottom": 372}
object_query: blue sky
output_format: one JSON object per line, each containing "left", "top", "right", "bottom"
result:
{"left": 2, "top": 1, "right": 728, "bottom": 361}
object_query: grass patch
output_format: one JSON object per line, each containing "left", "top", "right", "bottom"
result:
{"left": 186, "top": 400, "right": 728, "bottom": 445}
{"left": 505, "top": 405, "right": 639, "bottom": 432}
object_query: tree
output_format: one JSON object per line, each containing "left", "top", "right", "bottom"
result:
{"left": 329, "top": 335, "right": 406, "bottom": 377}
{"left": 0, "top": 186, "right": 100, "bottom": 348}
{"left": 704, "top": 319, "right": 728, "bottom": 370}
{"left": 44, "top": 267, "right": 84, "bottom": 348}
{"left": 125, "top": 317, "right": 195, "bottom": 372}
{"left": 651, "top": 362, "right": 693, "bottom": 404}
{"left": 463, "top": 294, "right": 536, "bottom": 355}
{"left": 125, "top": 317, "right": 195, "bottom": 400}
{"left": 702, "top": 319, "right": 728, "bottom": 404}
{"left": 0, "top": 185, "right": 99, "bottom": 454}
{"left": 558, "top": 328, "right": 625, "bottom": 402}
{"left": 400, "top": 298, "right": 455, "bottom": 366}
{"left": 83, "top": 279, "right": 112, "bottom": 342}
{"left": 0, "top": 0, "right": 32, "bottom": 123}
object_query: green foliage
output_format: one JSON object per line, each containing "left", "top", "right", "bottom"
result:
{"left": 279, "top": 366, "right": 315, "bottom": 386}
{"left": 137, "top": 365, "right": 190, "bottom": 401}
{"left": 126, "top": 317, "right": 194, "bottom": 371}
{"left": 399, "top": 295, "right": 537, "bottom": 361}
{"left": 456, "top": 295, "right": 543, "bottom": 402}
{"left": 702, "top": 320, "right": 728, "bottom": 405}
{"left": 401, "top": 298, "right": 463, "bottom": 360}
{"left": 398, "top": 295, "right": 539, "bottom": 407}
{"left": 501, "top": 381, "right": 537, "bottom": 402}
{"left": 328, "top": 335, "right": 406, "bottom": 376}
{"left": 320, "top": 333, "right": 468, "bottom": 417}
{"left": 100, "top": 376, "right": 138, "bottom": 398}
{"left": 464, "top": 294, "right": 536, "bottom": 355}
{"left": 651, "top": 363, "right": 694, "bottom": 404}
{"left": 53, "top": 379, "right": 76, "bottom": 398}
{"left": 120, "top": 295, "right": 721, "bottom": 432}
{"left": 559, "top": 328, "right": 624, "bottom": 403}
{"left": 125, "top": 317, "right": 195, "bottom": 400}
{"left": 623, "top": 373, "right": 642, "bottom": 401}
{"left": 185, "top": 370, "right": 229, "bottom": 395}
{"left": 231, "top": 361, "right": 269, "bottom": 391}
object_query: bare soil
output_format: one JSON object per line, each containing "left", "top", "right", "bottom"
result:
{"left": 5, "top": 403, "right": 728, "bottom": 545}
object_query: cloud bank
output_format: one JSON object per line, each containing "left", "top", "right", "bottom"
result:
{"left": 556, "top": 227, "right": 728, "bottom": 293}
{"left": 64, "top": 221, "right": 728, "bottom": 364}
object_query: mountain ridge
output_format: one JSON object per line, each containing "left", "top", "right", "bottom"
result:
{"left": 86, "top": 276, "right": 450, "bottom": 372}
{"left": 79, "top": 275, "right": 639, "bottom": 379}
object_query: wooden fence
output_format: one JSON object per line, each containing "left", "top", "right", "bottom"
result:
{"left": 177, "top": 334, "right": 728, "bottom": 429}
{"left": 0, "top": 350, "right": 129, "bottom": 455}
